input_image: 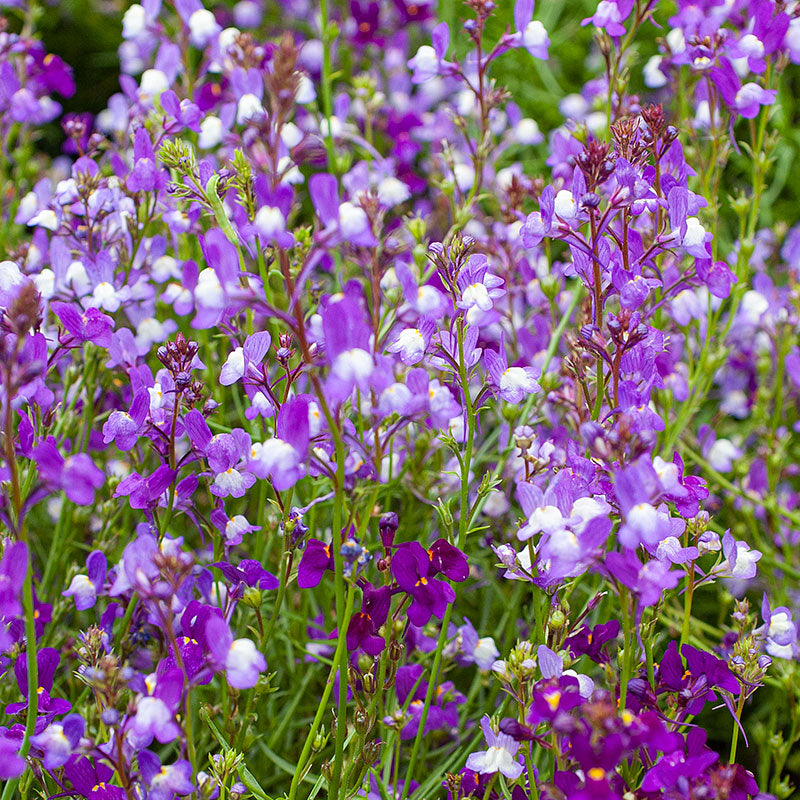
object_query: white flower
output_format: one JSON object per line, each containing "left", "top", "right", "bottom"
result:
{"left": 254, "top": 206, "right": 286, "bottom": 239}
{"left": 199, "top": 116, "right": 224, "bottom": 149}
{"left": 188, "top": 9, "right": 221, "bottom": 47}
{"left": 237, "top": 93, "right": 264, "bottom": 124}
{"left": 139, "top": 69, "right": 169, "bottom": 102}
{"left": 553, "top": 189, "right": 577, "bottom": 221}
{"left": 338, "top": 202, "right": 370, "bottom": 238}
{"left": 122, "top": 4, "right": 147, "bottom": 38}
{"left": 516, "top": 118, "right": 542, "bottom": 144}
{"left": 643, "top": 55, "right": 667, "bottom": 88}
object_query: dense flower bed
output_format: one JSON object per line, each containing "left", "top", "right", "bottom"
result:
{"left": 1, "top": 0, "right": 800, "bottom": 798}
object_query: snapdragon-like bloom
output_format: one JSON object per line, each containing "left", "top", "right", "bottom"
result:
{"left": 102, "top": 390, "right": 149, "bottom": 451}
{"left": 484, "top": 339, "right": 540, "bottom": 404}
{"left": 658, "top": 640, "right": 740, "bottom": 716}
{"left": 33, "top": 438, "right": 105, "bottom": 506}
{"left": 248, "top": 396, "right": 310, "bottom": 490}
{"left": 455, "top": 255, "right": 506, "bottom": 324}
{"left": 205, "top": 614, "right": 266, "bottom": 689}
{"left": 408, "top": 22, "right": 455, "bottom": 83}
{"left": 62, "top": 550, "right": 106, "bottom": 610}
{"left": 466, "top": 715, "right": 523, "bottom": 780}
{"left": 30, "top": 714, "right": 84, "bottom": 769}
{"left": 392, "top": 541, "right": 464, "bottom": 626}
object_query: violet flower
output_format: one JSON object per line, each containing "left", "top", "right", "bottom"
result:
{"left": 465, "top": 715, "right": 524, "bottom": 780}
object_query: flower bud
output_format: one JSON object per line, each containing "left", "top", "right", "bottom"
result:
{"left": 242, "top": 587, "right": 262, "bottom": 608}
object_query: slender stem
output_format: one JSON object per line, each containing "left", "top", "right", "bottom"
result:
{"left": 402, "top": 317, "right": 476, "bottom": 799}
{"left": 729, "top": 689, "right": 746, "bottom": 764}
{"left": 1, "top": 551, "right": 39, "bottom": 800}
{"left": 288, "top": 584, "right": 356, "bottom": 800}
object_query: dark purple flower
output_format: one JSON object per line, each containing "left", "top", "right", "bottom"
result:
{"left": 565, "top": 620, "right": 620, "bottom": 664}
{"left": 392, "top": 541, "right": 457, "bottom": 626}
{"left": 5, "top": 647, "right": 71, "bottom": 718}
{"left": 297, "top": 539, "right": 334, "bottom": 588}
{"left": 63, "top": 756, "right": 126, "bottom": 800}
{"left": 212, "top": 559, "right": 279, "bottom": 591}
{"left": 658, "top": 640, "right": 740, "bottom": 716}
{"left": 346, "top": 584, "right": 391, "bottom": 655}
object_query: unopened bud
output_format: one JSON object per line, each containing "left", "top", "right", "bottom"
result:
{"left": 242, "top": 587, "right": 262, "bottom": 608}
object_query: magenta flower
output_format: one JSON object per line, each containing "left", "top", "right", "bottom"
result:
{"left": 297, "top": 539, "right": 334, "bottom": 589}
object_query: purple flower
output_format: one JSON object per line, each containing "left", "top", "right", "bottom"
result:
{"left": 658, "top": 641, "right": 740, "bottom": 716}
{"left": 484, "top": 340, "right": 540, "bottom": 404}
{"left": 757, "top": 594, "right": 797, "bottom": 660}
{"left": 30, "top": 713, "right": 84, "bottom": 769}
{"left": 128, "top": 668, "right": 184, "bottom": 749}
{"left": 391, "top": 664, "right": 464, "bottom": 740}
{"left": 127, "top": 127, "right": 168, "bottom": 193}
{"left": 0, "top": 542, "right": 27, "bottom": 618}
{"left": 604, "top": 551, "right": 682, "bottom": 607}
{"left": 114, "top": 465, "right": 176, "bottom": 510}
{"left": 320, "top": 295, "right": 375, "bottom": 400}
{"left": 408, "top": 22, "right": 455, "bottom": 84}
{"left": 456, "top": 255, "right": 506, "bottom": 324}
{"left": 51, "top": 301, "right": 114, "bottom": 347}
{"left": 565, "top": 620, "right": 620, "bottom": 664}
{"left": 710, "top": 58, "right": 777, "bottom": 119}
{"left": 387, "top": 318, "right": 436, "bottom": 366}
{"left": 711, "top": 531, "right": 762, "bottom": 581}
{"left": 392, "top": 541, "right": 458, "bottom": 627}
{"left": 33, "top": 438, "right": 105, "bottom": 506}
{"left": 248, "top": 396, "right": 310, "bottom": 491}
{"left": 5, "top": 647, "right": 71, "bottom": 718}
{"left": 465, "top": 714, "right": 523, "bottom": 780}
{"left": 613, "top": 458, "right": 673, "bottom": 549}
{"left": 581, "top": 0, "right": 634, "bottom": 37}
{"left": 310, "top": 173, "right": 377, "bottom": 247}
{"left": 102, "top": 390, "right": 149, "bottom": 451}
{"left": 0, "top": 730, "right": 24, "bottom": 779}
{"left": 63, "top": 550, "right": 107, "bottom": 610}
{"left": 63, "top": 756, "right": 126, "bottom": 800}
{"left": 204, "top": 614, "right": 266, "bottom": 689}
{"left": 212, "top": 558, "right": 279, "bottom": 592}
{"left": 347, "top": 584, "right": 391, "bottom": 655}
{"left": 138, "top": 750, "right": 194, "bottom": 800}
{"left": 219, "top": 331, "right": 271, "bottom": 386}
{"left": 297, "top": 539, "right": 334, "bottom": 588}
{"left": 504, "top": 0, "right": 550, "bottom": 59}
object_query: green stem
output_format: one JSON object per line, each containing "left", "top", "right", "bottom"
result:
{"left": 288, "top": 584, "right": 356, "bottom": 800}
{"left": 402, "top": 317, "right": 476, "bottom": 799}
{"left": 1, "top": 551, "right": 38, "bottom": 800}
{"left": 729, "top": 690, "right": 746, "bottom": 763}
